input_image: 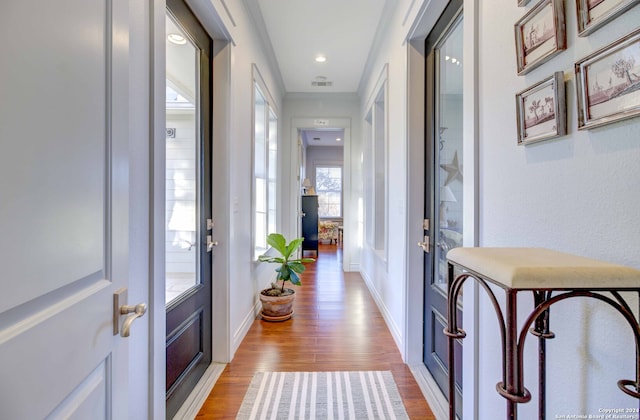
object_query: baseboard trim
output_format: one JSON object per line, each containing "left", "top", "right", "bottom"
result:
{"left": 410, "top": 364, "right": 450, "bottom": 420}
{"left": 233, "top": 300, "right": 261, "bottom": 355}
{"left": 359, "top": 269, "right": 404, "bottom": 355}
{"left": 172, "top": 363, "right": 226, "bottom": 420}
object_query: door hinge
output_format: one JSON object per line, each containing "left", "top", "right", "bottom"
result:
{"left": 423, "top": 219, "right": 430, "bottom": 230}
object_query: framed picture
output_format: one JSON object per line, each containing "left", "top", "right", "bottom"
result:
{"left": 516, "top": 72, "right": 566, "bottom": 145}
{"left": 576, "top": 0, "right": 640, "bottom": 37}
{"left": 575, "top": 28, "right": 640, "bottom": 130}
{"left": 514, "top": 0, "right": 566, "bottom": 75}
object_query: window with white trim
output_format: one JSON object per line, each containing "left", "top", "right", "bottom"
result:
{"left": 365, "top": 78, "right": 387, "bottom": 254}
{"left": 253, "top": 72, "right": 278, "bottom": 259}
{"left": 315, "top": 166, "right": 342, "bottom": 218}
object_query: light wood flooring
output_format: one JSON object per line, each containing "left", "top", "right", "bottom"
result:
{"left": 196, "top": 244, "right": 435, "bottom": 419}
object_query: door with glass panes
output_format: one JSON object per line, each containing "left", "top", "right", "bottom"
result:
{"left": 165, "top": 0, "right": 214, "bottom": 417}
{"left": 422, "top": 0, "right": 464, "bottom": 417}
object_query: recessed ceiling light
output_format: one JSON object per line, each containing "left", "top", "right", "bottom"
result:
{"left": 168, "top": 33, "right": 187, "bottom": 45}
{"left": 315, "top": 55, "right": 327, "bottom": 63}
{"left": 336, "top": 138, "right": 342, "bottom": 142}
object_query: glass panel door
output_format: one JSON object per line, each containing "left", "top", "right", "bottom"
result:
{"left": 433, "top": 16, "right": 464, "bottom": 294}
{"left": 422, "top": 0, "right": 464, "bottom": 416}
{"left": 165, "top": 13, "right": 199, "bottom": 304}
{"left": 164, "top": 0, "right": 213, "bottom": 416}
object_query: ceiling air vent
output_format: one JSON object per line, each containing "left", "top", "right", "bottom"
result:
{"left": 311, "top": 80, "right": 333, "bottom": 87}
{"left": 312, "top": 76, "right": 332, "bottom": 87}
{"left": 313, "top": 137, "right": 321, "bottom": 141}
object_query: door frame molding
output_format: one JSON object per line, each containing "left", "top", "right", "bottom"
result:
{"left": 288, "top": 117, "right": 352, "bottom": 273}
{"left": 151, "top": 0, "right": 232, "bottom": 417}
{"left": 405, "top": 0, "right": 479, "bottom": 418}
{"left": 151, "top": 0, "right": 167, "bottom": 418}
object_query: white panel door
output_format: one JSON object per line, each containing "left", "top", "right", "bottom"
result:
{"left": 0, "top": 0, "right": 131, "bottom": 418}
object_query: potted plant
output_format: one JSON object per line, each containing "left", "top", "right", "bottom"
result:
{"left": 258, "top": 233, "right": 315, "bottom": 321}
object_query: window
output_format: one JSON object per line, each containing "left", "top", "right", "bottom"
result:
{"left": 315, "top": 166, "right": 342, "bottom": 218}
{"left": 253, "top": 68, "right": 278, "bottom": 259}
{"left": 364, "top": 75, "right": 387, "bottom": 254}
{"left": 372, "top": 87, "right": 386, "bottom": 251}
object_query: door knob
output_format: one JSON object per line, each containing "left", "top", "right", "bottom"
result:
{"left": 113, "top": 288, "right": 147, "bottom": 337}
{"left": 207, "top": 235, "right": 219, "bottom": 252}
{"left": 418, "top": 236, "right": 430, "bottom": 253}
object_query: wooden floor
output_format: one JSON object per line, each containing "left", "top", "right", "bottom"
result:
{"left": 196, "top": 244, "right": 435, "bottom": 419}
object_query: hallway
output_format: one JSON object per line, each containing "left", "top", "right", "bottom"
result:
{"left": 196, "top": 244, "right": 434, "bottom": 419}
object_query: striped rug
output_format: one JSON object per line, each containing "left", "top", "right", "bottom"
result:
{"left": 236, "top": 371, "right": 409, "bottom": 420}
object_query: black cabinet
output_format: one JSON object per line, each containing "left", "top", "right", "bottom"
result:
{"left": 301, "top": 195, "right": 318, "bottom": 255}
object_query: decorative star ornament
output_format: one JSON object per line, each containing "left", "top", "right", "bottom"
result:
{"left": 440, "top": 151, "right": 463, "bottom": 186}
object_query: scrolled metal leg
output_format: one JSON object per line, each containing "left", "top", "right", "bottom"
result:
{"left": 618, "top": 379, "right": 640, "bottom": 398}
{"left": 529, "top": 290, "right": 555, "bottom": 420}
{"left": 530, "top": 291, "right": 555, "bottom": 339}
{"left": 446, "top": 264, "right": 470, "bottom": 420}
{"left": 516, "top": 290, "right": 640, "bottom": 405}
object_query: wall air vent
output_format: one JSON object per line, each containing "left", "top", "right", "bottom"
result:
{"left": 311, "top": 81, "right": 333, "bottom": 87}
{"left": 313, "top": 137, "right": 321, "bottom": 141}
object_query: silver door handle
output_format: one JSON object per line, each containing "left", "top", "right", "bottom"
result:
{"left": 120, "top": 303, "right": 147, "bottom": 337}
{"left": 114, "top": 288, "right": 147, "bottom": 337}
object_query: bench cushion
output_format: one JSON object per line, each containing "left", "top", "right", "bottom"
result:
{"left": 447, "top": 247, "right": 640, "bottom": 289}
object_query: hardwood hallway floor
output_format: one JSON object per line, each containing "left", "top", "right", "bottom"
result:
{"left": 196, "top": 244, "right": 435, "bottom": 419}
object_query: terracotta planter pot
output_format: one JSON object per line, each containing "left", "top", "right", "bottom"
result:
{"left": 259, "top": 288, "right": 295, "bottom": 321}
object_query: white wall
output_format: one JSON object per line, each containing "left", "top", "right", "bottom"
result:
{"left": 358, "top": 0, "right": 415, "bottom": 358}
{"left": 476, "top": 0, "right": 640, "bottom": 418}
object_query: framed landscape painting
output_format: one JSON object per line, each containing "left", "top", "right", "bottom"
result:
{"left": 576, "top": 0, "right": 640, "bottom": 37}
{"left": 515, "top": 0, "right": 566, "bottom": 75}
{"left": 575, "top": 28, "right": 640, "bottom": 130}
{"left": 516, "top": 72, "right": 566, "bottom": 145}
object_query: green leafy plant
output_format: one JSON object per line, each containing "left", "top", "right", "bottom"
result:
{"left": 258, "top": 233, "right": 315, "bottom": 296}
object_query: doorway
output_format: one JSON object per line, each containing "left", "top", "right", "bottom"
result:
{"left": 422, "top": 0, "right": 464, "bottom": 417}
{"left": 165, "top": 0, "right": 213, "bottom": 417}
{"left": 290, "top": 117, "right": 352, "bottom": 272}
{"left": 300, "top": 128, "right": 345, "bottom": 255}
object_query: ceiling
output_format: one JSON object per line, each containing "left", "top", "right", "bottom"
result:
{"left": 249, "top": 0, "right": 388, "bottom": 94}
{"left": 301, "top": 128, "right": 345, "bottom": 148}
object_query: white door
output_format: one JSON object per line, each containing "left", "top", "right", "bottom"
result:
{"left": 0, "top": 0, "right": 133, "bottom": 418}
